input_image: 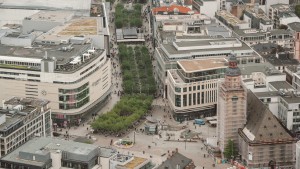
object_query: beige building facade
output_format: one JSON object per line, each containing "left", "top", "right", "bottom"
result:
{"left": 0, "top": 48, "right": 111, "bottom": 126}
{"left": 217, "top": 54, "right": 247, "bottom": 152}
{"left": 166, "top": 59, "right": 227, "bottom": 122}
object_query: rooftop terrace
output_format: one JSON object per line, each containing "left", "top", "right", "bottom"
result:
{"left": 178, "top": 58, "right": 227, "bottom": 73}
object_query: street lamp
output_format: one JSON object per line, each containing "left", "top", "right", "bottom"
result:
{"left": 133, "top": 131, "right": 136, "bottom": 144}
{"left": 185, "top": 133, "right": 188, "bottom": 150}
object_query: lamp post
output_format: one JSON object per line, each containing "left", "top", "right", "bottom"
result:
{"left": 185, "top": 133, "right": 188, "bottom": 150}
{"left": 133, "top": 131, "right": 136, "bottom": 144}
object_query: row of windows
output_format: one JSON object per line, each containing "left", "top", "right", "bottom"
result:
{"left": 0, "top": 60, "right": 40, "bottom": 67}
{"left": 175, "top": 90, "right": 217, "bottom": 107}
{"left": 59, "top": 88, "right": 89, "bottom": 102}
{"left": 0, "top": 71, "right": 40, "bottom": 77}
{"left": 53, "top": 65, "right": 100, "bottom": 84}
{"left": 175, "top": 83, "right": 217, "bottom": 93}
{"left": 58, "top": 82, "right": 89, "bottom": 94}
{"left": 59, "top": 97, "right": 90, "bottom": 110}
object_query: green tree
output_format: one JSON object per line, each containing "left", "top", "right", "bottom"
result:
{"left": 223, "top": 140, "right": 238, "bottom": 159}
{"left": 295, "top": 5, "right": 300, "bottom": 17}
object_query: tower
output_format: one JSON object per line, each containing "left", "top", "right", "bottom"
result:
{"left": 217, "top": 54, "right": 247, "bottom": 154}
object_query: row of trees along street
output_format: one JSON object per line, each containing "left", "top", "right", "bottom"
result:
{"left": 91, "top": 45, "right": 156, "bottom": 135}
{"left": 115, "top": 3, "right": 142, "bottom": 28}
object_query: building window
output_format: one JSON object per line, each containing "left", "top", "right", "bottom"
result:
{"left": 193, "top": 93, "right": 196, "bottom": 105}
{"left": 183, "top": 95, "right": 187, "bottom": 106}
{"left": 175, "top": 95, "right": 181, "bottom": 107}
{"left": 189, "top": 87, "right": 192, "bottom": 91}
{"left": 175, "top": 87, "right": 181, "bottom": 93}
{"left": 232, "top": 96, "right": 238, "bottom": 102}
{"left": 189, "top": 94, "right": 192, "bottom": 106}
{"left": 183, "top": 87, "right": 187, "bottom": 92}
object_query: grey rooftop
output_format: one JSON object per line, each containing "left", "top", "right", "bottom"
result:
{"left": 239, "top": 63, "right": 283, "bottom": 76}
{"left": 0, "top": 137, "right": 114, "bottom": 167}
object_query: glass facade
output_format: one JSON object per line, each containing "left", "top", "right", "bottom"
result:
{"left": 58, "top": 83, "right": 90, "bottom": 110}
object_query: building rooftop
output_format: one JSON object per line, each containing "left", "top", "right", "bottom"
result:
{"left": 235, "top": 29, "right": 291, "bottom": 37}
{"left": 269, "top": 81, "right": 294, "bottom": 91}
{"left": 270, "top": 3, "right": 290, "bottom": 11}
{"left": 288, "top": 22, "right": 300, "bottom": 32}
{"left": 157, "top": 151, "right": 193, "bottom": 169}
{"left": 239, "top": 63, "right": 283, "bottom": 76}
{"left": 178, "top": 58, "right": 227, "bottom": 73}
{"left": 281, "top": 94, "right": 300, "bottom": 104}
{"left": 152, "top": 5, "right": 193, "bottom": 15}
{"left": 0, "top": 43, "right": 104, "bottom": 72}
{"left": 121, "top": 157, "right": 148, "bottom": 169}
{"left": 216, "top": 10, "right": 247, "bottom": 26}
{"left": 254, "top": 91, "right": 279, "bottom": 98}
{"left": 265, "top": 53, "right": 298, "bottom": 66}
{"left": 244, "top": 8, "right": 271, "bottom": 23}
{"left": 0, "top": 137, "right": 111, "bottom": 167}
{"left": 239, "top": 91, "right": 296, "bottom": 144}
{"left": 25, "top": 11, "right": 74, "bottom": 23}
{"left": 0, "top": 97, "right": 49, "bottom": 134}
{"left": 161, "top": 38, "right": 252, "bottom": 56}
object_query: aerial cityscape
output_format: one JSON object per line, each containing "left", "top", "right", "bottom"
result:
{"left": 1, "top": 0, "right": 300, "bottom": 168}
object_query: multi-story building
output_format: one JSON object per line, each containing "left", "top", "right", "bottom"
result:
{"left": 238, "top": 91, "right": 296, "bottom": 169}
{"left": 292, "top": 68, "right": 300, "bottom": 90}
{"left": 296, "top": 141, "right": 300, "bottom": 169}
{"left": 288, "top": 22, "right": 300, "bottom": 61}
{"left": 109, "top": 154, "right": 154, "bottom": 169}
{"left": 154, "top": 37, "right": 262, "bottom": 97}
{"left": 243, "top": 6, "right": 273, "bottom": 31}
{"left": 166, "top": 58, "right": 227, "bottom": 121}
{"left": 0, "top": 10, "right": 112, "bottom": 126}
{"left": 0, "top": 97, "right": 51, "bottom": 157}
{"left": 192, "top": 0, "right": 218, "bottom": 18}
{"left": 216, "top": 10, "right": 250, "bottom": 30}
{"left": 217, "top": 54, "right": 247, "bottom": 153}
{"left": 269, "top": 3, "right": 300, "bottom": 29}
{"left": 0, "top": 137, "right": 116, "bottom": 169}
{"left": 241, "top": 63, "right": 286, "bottom": 93}
{"left": 234, "top": 28, "right": 293, "bottom": 48}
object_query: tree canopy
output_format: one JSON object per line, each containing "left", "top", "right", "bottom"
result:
{"left": 91, "top": 45, "right": 156, "bottom": 134}
{"left": 115, "top": 4, "right": 143, "bottom": 28}
{"left": 295, "top": 5, "right": 300, "bottom": 18}
{"left": 223, "top": 140, "right": 238, "bottom": 159}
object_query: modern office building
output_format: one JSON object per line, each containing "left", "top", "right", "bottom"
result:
{"left": 0, "top": 10, "right": 112, "bottom": 126}
{"left": 167, "top": 58, "right": 227, "bottom": 121}
{"left": 217, "top": 54, "right": 247, "bottom": 153}
{"left": 240, "top": 63, "right": 286, "bottom": 93}
{"left": 288, "top": 22, "right": 300, "bottom": 61}
{"left": 0, "top": 97, "right": 51, "bottom": 157}
{"left": 192, "top": 0, "right": 218, "bottom": 18}
{"left": 243, "top": 7, "right": 273, "bottom": 31}
{"left": 215, "top": 10, "right": 250, "bottom": 30}
{"left": 0, "top": 137, "right": 116, "bottom": 169}
{"left": 269, "top": 3, "right": 300, "bottom": 29}
{"left": 238, "top": 91, "right": 296, "bottom": 169}
{"left": 234, "top": 29, "right": 293, "bottom": 48}
{"left": 154, "top": 37, "right": 262, "bottom": 97}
